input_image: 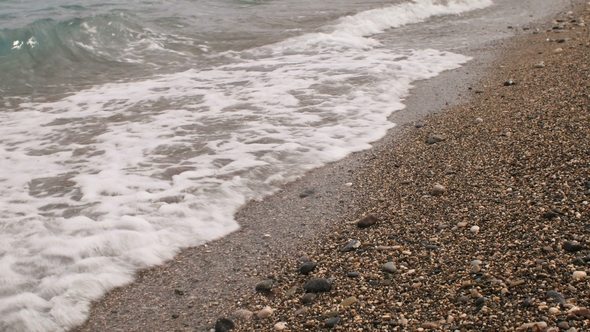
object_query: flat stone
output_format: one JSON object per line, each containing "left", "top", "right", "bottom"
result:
{"left": 475, "top": 297, "right": 485, "bottom": 307}
{"left": 285, "top": 286, "right": 298, "bottom": 297}
{"left": 573, "top": 271, "right": 587, "bottom": 280}
{"left": 415, "top": 122, "right": 425, "bottom": 128}
{"left": 382, "top": 262, "right": 397, "bottom": 273}
{"left": 294, "top": 307, "right": 308, "bottom": 316}
{"left": 325, "top": 317, "right": 341, "bottom": 328}
{"left": 426, "top": 135, "right": 446, "bottom": 144}
{"left": 543, "top": 210, "right": 559, "bottom": 219}
{"left": 563, "top": 241, "right": 582, "bottom": 252}
{"left": 421, "top": 322, "right": 439, "bottom": 329}
{"left": 255, "top": 279, "right": 273, "bottom": 292}
{"left": 301, "top": 293, "right": 317, "bottom": 304}
{"left": 357, "top": 214, "right": 379, "bottom": 228}
{"left": 299, "top": 261, "right": 317, "bottom": 275}
{"left": 347, "top": 271, "right": 360, "bottom": 278}
{"left": 341, "top": 240, "right": 361, "bottom": 252}
{"left": 232, "top": 309, "right": 253, "bottom": 321}
{"left": 340, "top": 296, "right": 357, "bottom": 307}
{"left": 215, "top": 318, "right": 235, "bottom": 332}
{"left": 546, "top": 290, "right": 565, "bottom": 305}
{"left": 573, "top": 257, "right": 587, "bottom": 266}
{"left": 304, "top": 278, "right": 332, "bottom": 293}
{"left": 257, "top": 306, "right": 274, "bottom": 319}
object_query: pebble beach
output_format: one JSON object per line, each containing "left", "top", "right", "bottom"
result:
{"left": 73, "top": 3, "right": 590, "bottom": 332}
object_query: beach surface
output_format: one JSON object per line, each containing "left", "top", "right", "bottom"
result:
{"left": 73, "top": 2, "right": 589, "bottom": 331}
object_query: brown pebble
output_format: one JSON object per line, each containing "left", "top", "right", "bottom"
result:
{"left": 301, "top": 293, "right": 317, "bottom": 304}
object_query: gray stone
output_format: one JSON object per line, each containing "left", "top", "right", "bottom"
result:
{"left": 347, "top": 271, "right": 360, "bottom": 278}
{"left": 299, "top": 261, "right": 317, "bottom": 275}
{"left": 255, "top": 279, "right": 273, "bottom": 292}
{"left": 547, "top": 290, "right": 566, "bottom": 305}
{"left": 215, "top": 318, "right": 235, "bottom": 332}
{"left": 304, "top": 278, "right": 332, "bottom": 293}
{"left": 382, "top": 262, "right": 397, "bottom": 273}
{"left": 325, "top": 317, "right": 341, "bottom": 328}
{"left": 426, "top": 135, "right": 446, "bottom": 144}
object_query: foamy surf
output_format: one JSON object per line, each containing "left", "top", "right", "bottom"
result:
{"left": 0, "top": 0, "right": 491, "bottom": 331}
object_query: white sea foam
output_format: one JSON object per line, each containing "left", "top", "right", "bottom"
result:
{"left": 0, "top": 0, "right": 490, "bottom": 330}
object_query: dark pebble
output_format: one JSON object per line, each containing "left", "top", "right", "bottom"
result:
{"left": 215, "top": 318, "right": 235, "bottom": 332}
{"left": 325, "top": 317, "right": 341, "bottom": 328}
{"left": 357, "top": 214, "right": 379, "bottom": 228}
{"left": 553, "top": 25, "right": 564, "bottom": 29}
{"left": 542, "top": 210, "right": 559, "bottom": 219}
{"left": 424, "top": 244, "right": 439, "bottom": 250}
{"left": 547, "top": 290, "right": 566, "bottom": 305}
{"left": 563, "top": 241, "right": 583, "bottom": 252}
{"left": 171, "top": 314, "right": 179, "bottom": 319}
{"left": 573, "top": 257, "right": 587, "bottom": 266}
{"left": 475, "top": 297, "right": 485, "bottom": 307}
{"left": 299, "top": 261, "right": 317, "bottom": 275}
{"left": 503, "top": 80, "right": 516, "bottom": 86}
{"left": 415, "top": 122, "right": 425, "bottom": 128}
{"left": 301, "top": 292, "right": 317, "bottom": 304}
{"left": 557, "top": 38, "right": 568, "bottom": 43}
{"left": 174, "top": 288, "right": 185, "bottom": 295}
{"left": 347, "top": 271, "right": 360, "bottom": 278}
{"left": 426, "top": 135, "right": 445, "bottom": 144}
{"left": 255, "top": 279, "right": 274, "bottom": 292}
{"left": 299, "top": 189, "right": 314, "bottom": 198}
{"left": 304, "top": 278, "right": 332, "bottom": 293}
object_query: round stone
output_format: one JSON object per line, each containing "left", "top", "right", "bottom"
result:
{"left": 274, "top": 322, "right": 287, "bottom": 330}
{"left": 299, "top": 261, "right": 317, "bottom": 275}
{"left": 255, "top": 279, "right": 273, "bottom": 292}
{"left": 470, "top": 226, "right": 480, "bottom": 234}
{"left": 304, "top": 278, "right": 332, "bottom": 293}
{"left": 573, "top": 271, "right": 587, "bottom": 280}
{"left": 301, "top": 292, "right": 317, "bottom": 304}
{"left": 257, "top": 306, "right": 274, "bottom": 319}
{"left": 432, "top": 184, "right": 446, "bottom": 196}
{"left": 215, "top": 318, "right": 235, "bottom": 332}
{"left": 382, "top": 262, "right": 397, "bottom": 273}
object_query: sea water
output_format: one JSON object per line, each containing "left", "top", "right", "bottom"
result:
{"left": 0, "top": 0, "right": 571, "bottom": 330}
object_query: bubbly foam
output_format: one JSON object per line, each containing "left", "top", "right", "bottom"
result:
{"left": 0, "top": 0, "right": 490, "bottom": 330}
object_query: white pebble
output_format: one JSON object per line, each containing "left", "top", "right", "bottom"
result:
{"left": 573, "top": 271, "right": 587, "bottom": 280}
{"left": 274, "top": 322, "right": 287, "bottom": 330}
{"left": 345, "top": 182, "right": 353, "bottom": 186}
{"left": 548, "top": 307, "right": 560, "bottom": 314}
{"left": 474, "top": 117, "right": 483, "bottom": 124}
{"left": 470, "top": 225, "right": 480, "bottom": 234}
{"left": 257, "top": 306, "right": 274, "bottom": 319}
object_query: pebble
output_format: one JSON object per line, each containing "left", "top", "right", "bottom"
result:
{"left": 426, "top": 135, "right": 446, "bottom": 144}
{"left": 274, "top": 322, "right": 287, "bottom": 330}
{"left": 341, "top": 240, "right": 361, "bottom": 252}
{"left": 421, "top": 322, "right": 439, "bottom": 329}
{"left": 470, "top": 225, "right": 480, "bottom": 234}
{"left": 215, "top": 318, "right": 235, "bottom": 332}
{"left": 325, "top": 317, "right": 341, "bottom": 328}
{"left": 299, "top": 261, "right": 317, "bottom": 275}
{"left": 294, "top": 307, "right": 308, "bottom": 316}
{"left": 285, "top": 286, "right": 298, "bottom": 297}
{"left": 572, "top": 271, "right": 586, "bottom": 280}
{"left": 382, "top": 262, "right": 397, "bottom": 273}
{"left": 457, "top": 221, "right": 468, "bottom": 227}
{"left": 546, "top": 290, "right": 566, "bottom": 305}
{"left": 257, "top": 306, "right": 274, "bottom": 319}
{"left": 471, "top": 264, "right": 481, "bottom": 273}
{"left": 563, "top": 241, "right": 583, "bottom": 252}
{"left": 304, "top": 278, "right": 332, "bottom": 293}
{"left": 174, "top": 288, "right": 185, "bottom": 295}
{"left": 255, "top": 279, "right": 273, "bottom": 292}
{"left": 301, "top": 293, "right": 317, "bottom": 304}
{"left": 548, "top": 307, "right": 560, "bottom": 314}
{"left": 340, "top": 296, "right": 357, "bottom": 307}
{"left": 357, "top": 214, "right": 379, "bottom": 228}
{"left": 573, "top": 257, "right": 587, "bottom": 266}
{"left": 553, "top": 47, "right": 563, "bottom": 53}
{"left": 519, "top": 322, "right": 547, "bottom": 330}
{"left": 534, "top": 61, "right": 546, "bottom": 68}
{"left": 504, "top": 80, "right": 516, "bottom": 86}
{"left": 510, "top": 280, "right": 525, "bottom": 287}
{"left": 432, "top": 184, "right": 446, "bottom": 196}
{"left": 415, "top": 122, "right": 425, "bottom": 128}
{"left": 558, "top": 321, "right": 570, "bottom": 329}
{"left": 232, "top": 309, "right": 253, "bottom": 321}
{"left": 347, "top": 271, "right": 360, "bottom": 278}
{"left": 474, "top": 117, "right": 483, "bottom": 124}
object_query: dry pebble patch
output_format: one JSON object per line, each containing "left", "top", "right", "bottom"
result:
{"left": 219, "top": 6, "right": 590, "bottom": 332}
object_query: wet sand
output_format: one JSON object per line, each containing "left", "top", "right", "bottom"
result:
{"left": 72, "top": 2, "right": 588, "bottom": 331}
